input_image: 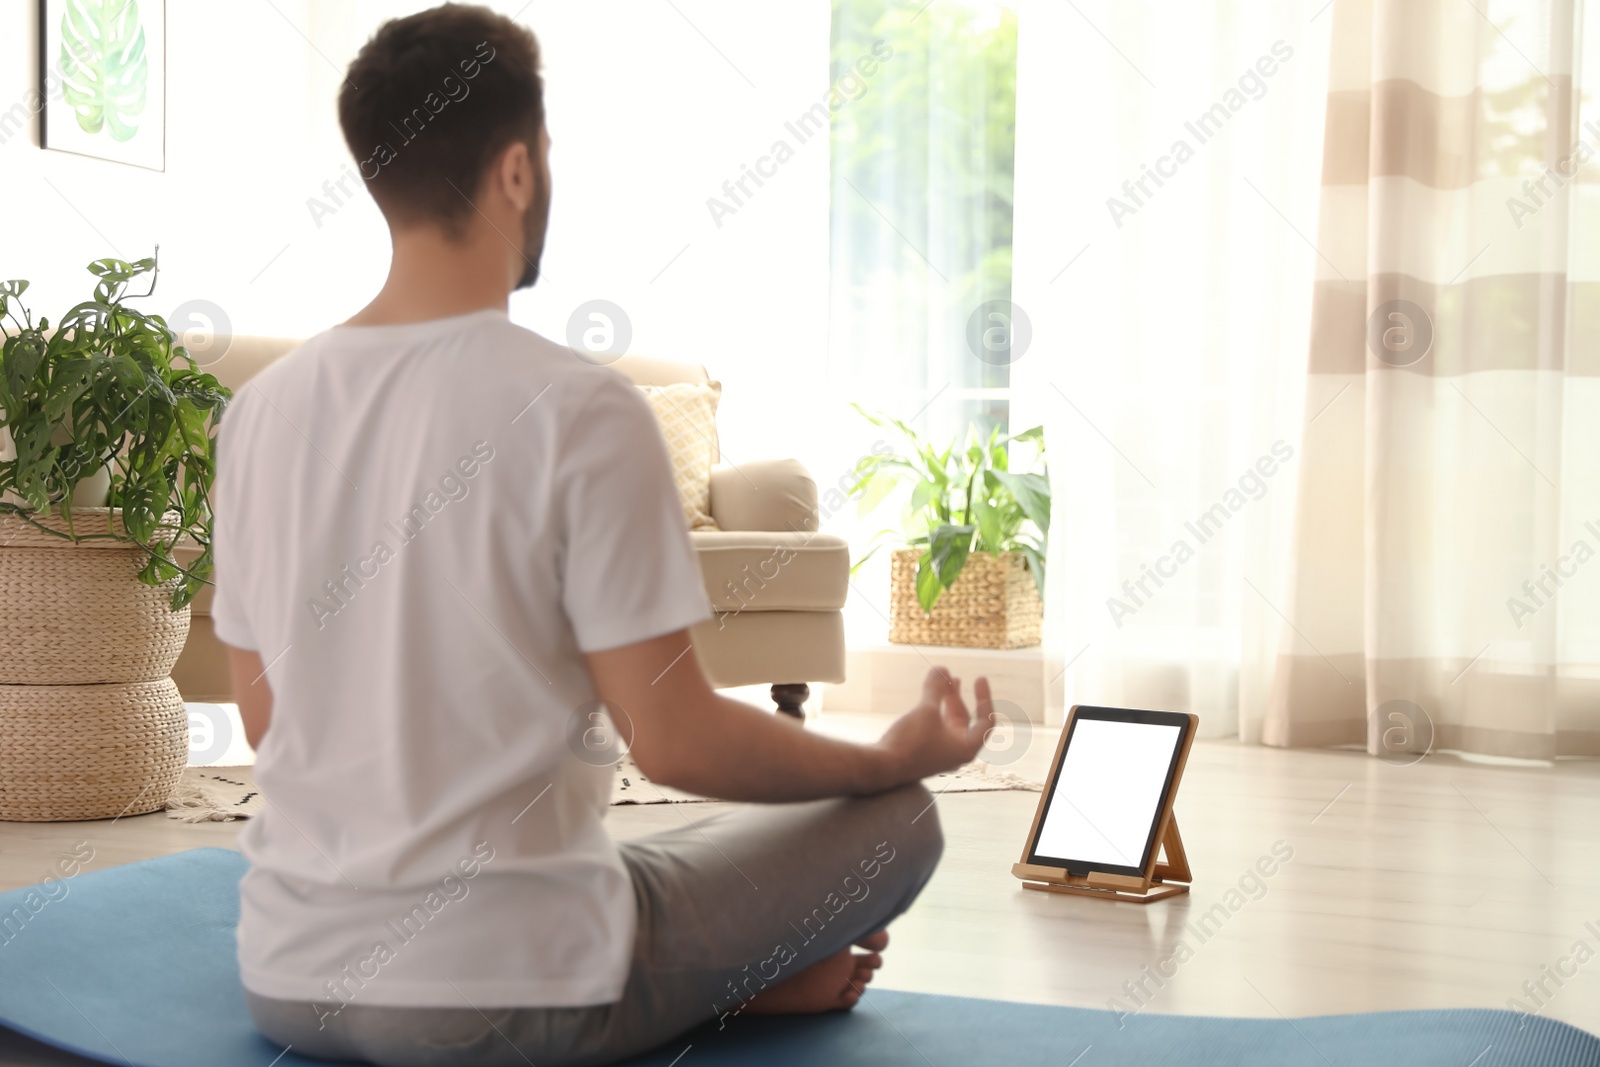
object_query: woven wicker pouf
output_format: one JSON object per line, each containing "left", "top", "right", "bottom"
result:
{"left": 0, "top": 509, "right": 191, "bottom": 821}
{"left": 0, "top": 679, "right": 188, "bottom": 821}
{"left": 889, "top": 547, "right": 1043, "bottom": 650}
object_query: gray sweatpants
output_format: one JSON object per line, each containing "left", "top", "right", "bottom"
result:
{"left": 246, "top": 784, "right": 944, "bottom": 1066}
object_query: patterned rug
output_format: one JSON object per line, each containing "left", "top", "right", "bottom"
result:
{"left": 166, "top": 759, "right": 1040, "bottom": 821}
{"left": 610, "top": 757, "right": 1040, "bottom": 804}
{"left": 165, "top": 768, "right": 263, "bottom": 822}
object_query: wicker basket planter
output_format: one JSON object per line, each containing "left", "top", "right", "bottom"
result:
{"left": 888, "top": 548, "right": 1042, "bottom": 650}
{"left": 0, "top": 509, "right": 190, "bottom": 821}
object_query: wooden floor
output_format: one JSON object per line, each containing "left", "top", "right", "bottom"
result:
{"left": 2, "top": 714, "right": 1599, "bottom": 1065}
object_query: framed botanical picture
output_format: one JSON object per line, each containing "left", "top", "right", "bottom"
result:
{"left": 39, "top": 0, "right": 166, "bottom": 171}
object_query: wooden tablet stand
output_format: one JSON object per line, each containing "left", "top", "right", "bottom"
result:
{"left": 1011, "top": 706, "right": 1197, "bottom": 904}
{"left": 1012, "top": 812, "right": 1190, "bottom": 904}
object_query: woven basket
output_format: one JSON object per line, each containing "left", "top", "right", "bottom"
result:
{"left": 0, "top": 508, "right": 191, "bottom": 820}
{"left": 889, "top": 548, "right": 1043, "bottom": 650}
{"left": 0, "top": 679, "right": 188, "bottom": 821}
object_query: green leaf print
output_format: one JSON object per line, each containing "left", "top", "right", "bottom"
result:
{"left": 59, "top": 0, "right": 150, "bottom": 143}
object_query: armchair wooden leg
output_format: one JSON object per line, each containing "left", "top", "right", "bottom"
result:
{"left": 771, "top": 683, "right": 809, "bottom": 721}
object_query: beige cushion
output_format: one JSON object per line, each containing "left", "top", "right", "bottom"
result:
{"left": 640, "top": 382, "right": 721, "bottom": 530}
{"left": 612, "top": 354, "right": 712, "bottom": 390}
{"left": 691, "top": 610, "right": 847, "bottom": 688}
{"left": 171, "top": 615, "right": 233, "bottom": 702}
{"left": 709, "top": 459, "right": 819, "bottom": 533}
{"left": 207, "top": 336, "right": 301, "bottom": 393}
{"left": 692, "top": 529, "right": 849, "bottom": 612}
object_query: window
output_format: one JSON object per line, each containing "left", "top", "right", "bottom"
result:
{"left": 828, "top": 0, "right": 1017, "bottom": 443}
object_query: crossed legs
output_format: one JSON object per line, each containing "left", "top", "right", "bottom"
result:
{"left": 247, "top": 783, "right": 945, "bottom": 1066}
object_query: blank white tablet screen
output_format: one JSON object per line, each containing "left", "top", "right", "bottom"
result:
{"left": 1034, "top": 718, "right": 1183, "bottom": 868}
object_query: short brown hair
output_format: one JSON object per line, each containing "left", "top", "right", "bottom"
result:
{"left": 338, "top": 4, "right": 543, "bottom": 234}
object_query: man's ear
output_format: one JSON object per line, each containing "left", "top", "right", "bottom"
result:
{"left": 494, "top": 140, "right": 535, "bottom": 212}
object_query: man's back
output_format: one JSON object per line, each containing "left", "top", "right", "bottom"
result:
{"left": 228, "top": 9, "right": 987, "bottom": 1060}
{"left": 213, "top": 308, "right": 711, "bottom": 1010}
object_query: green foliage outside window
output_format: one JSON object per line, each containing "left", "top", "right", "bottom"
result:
{"left": 829, "top": 0, "right": 1019, "bottom": 435}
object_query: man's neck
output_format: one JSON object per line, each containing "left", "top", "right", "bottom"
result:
{"left": 346, "top": 225, "right": 513, "bottom": 327}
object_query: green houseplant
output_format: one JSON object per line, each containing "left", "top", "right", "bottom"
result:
{"left": 0, "top": 253, "right": 229, "bottom": 609}
{"left": 0, "top": 252, "right": 231, "bottom": 821}
{"left": 848, "top": 407, "right": 1049, "bottom": 648}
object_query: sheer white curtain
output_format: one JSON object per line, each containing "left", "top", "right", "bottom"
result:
{"left": 1010, "top": 0, "right": 1332, "bottom": 735}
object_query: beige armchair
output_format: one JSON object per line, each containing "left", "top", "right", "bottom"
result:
{"left": 612, "top": 355, "right": 849, "bottom": 716}
{"left": 173, "top": 340, "right": 849, "bottom": 718}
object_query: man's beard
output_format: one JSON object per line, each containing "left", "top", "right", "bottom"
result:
{"left": 514, "top": 180, "right": 551, "bottom": 291}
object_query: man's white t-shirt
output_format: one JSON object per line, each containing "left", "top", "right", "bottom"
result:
{"left": 212, "top": 309, "right": 711, "bottom": 1008}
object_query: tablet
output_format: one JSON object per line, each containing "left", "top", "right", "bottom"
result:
{"left": 1022, "top": 706, "right": 1195, "bottom": 878}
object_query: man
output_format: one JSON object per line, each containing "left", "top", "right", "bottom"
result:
{"left": 215, "top": 6, "right": 992, "bottom": 1065}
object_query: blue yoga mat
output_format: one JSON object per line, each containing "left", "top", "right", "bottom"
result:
{"left": 0, "top": 848, "right": 1595, "bottom": 1067}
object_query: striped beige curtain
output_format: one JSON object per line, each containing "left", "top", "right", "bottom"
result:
{"left": 1262, "top": 0, "right": 1600, "bottom": 759}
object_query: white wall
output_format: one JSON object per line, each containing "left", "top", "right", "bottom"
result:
{"left": 2, "top": 0, "right": 834, "bottom": 468}
{"left": 495, "top": 0, "right": 835, "bottom": 466}
{"left": 2, "top": 0, "right": 322, "bottom": 335}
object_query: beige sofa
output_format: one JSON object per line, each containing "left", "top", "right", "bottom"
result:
{"left": 171, "top": 337, "right": 849, "bottom": 717}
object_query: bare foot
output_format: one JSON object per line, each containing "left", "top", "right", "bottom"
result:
{"left": 743, "top": 932, "right": 890, "bottom": 1015}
